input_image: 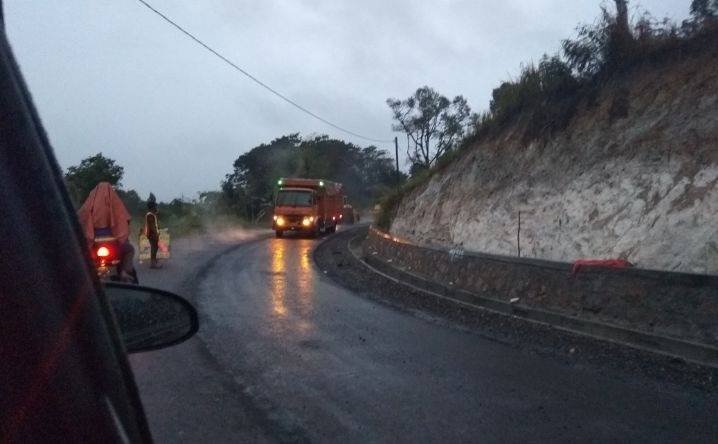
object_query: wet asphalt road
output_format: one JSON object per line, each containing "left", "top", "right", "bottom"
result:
{"left": 188, "top": 230, "right": 717, "bottom": 443}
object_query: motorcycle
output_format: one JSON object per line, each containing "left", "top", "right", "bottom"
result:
{"left": 92, "top": 236, "right": 139, "bottom": 284}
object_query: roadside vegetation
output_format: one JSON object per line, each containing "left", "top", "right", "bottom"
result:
{"left": 221, "top": 133, "right": 404, "bottom": 222}
{"left": 387, "top": 87, "right": 477, "bottom": 175}
{"left": 65, "top": 153, "right": 246, "bottom": 237}
{"left": 377, "top": 0, "right": 718, "bottom": 229}
{"left": 65, "top": 133, "right": 403, "bottom": 236}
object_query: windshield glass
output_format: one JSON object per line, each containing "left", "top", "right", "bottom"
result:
{"left": 276, "top": 190, "right": 313, "bottom": 207}
{"left": 8, "top": 1, "right": 717, "bottom": 442}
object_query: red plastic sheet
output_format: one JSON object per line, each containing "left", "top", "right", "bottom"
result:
{"left": 571, "top": 258, "right": 633, "bottom": 274}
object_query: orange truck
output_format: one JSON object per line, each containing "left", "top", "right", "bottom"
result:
{"left": 272, "top": 178, "right": 344, "bottom": 238}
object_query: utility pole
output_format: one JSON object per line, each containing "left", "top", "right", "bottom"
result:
{"left": 394, "top": 136, "right": 399, "bottom": 173}
{"left": 517, "top": 211, "right": 521, "bottom": 258}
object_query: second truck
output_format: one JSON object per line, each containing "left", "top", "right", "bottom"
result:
{"left": 272, "top": 178, "right": 344, "bottom": 238}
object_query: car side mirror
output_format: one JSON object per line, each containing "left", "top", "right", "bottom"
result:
{"left": 104, "top": 282, "right": 199, "bottom": 354}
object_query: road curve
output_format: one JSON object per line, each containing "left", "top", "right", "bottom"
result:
{"left": 195, "top": 230, "right": 717, "bottom": 443}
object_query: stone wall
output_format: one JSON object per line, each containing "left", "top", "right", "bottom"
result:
{"left": 365, "top": 227, "right": 718, "bottom": 348}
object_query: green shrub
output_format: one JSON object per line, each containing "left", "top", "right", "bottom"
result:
{"left": 376, "top": 168, "right": 433, "bottom": 230}
{"left": 377, "top": 2, "right": 718, "bottom": 231}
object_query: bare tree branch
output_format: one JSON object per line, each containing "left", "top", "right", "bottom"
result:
{"left": 387, "top": 87, "right": 472, "bottom": 171}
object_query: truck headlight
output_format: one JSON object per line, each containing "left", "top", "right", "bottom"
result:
{"left": 302, "top": 216, "right": 314, "bottom": 227}
{"left": 276, "top": 216, "right": 286, "bottom": 227}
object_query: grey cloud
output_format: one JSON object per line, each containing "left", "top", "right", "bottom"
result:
{"left": 6, "top": 0, "right": 689, "bottom": 199}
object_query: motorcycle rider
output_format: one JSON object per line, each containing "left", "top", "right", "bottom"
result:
{"left": 77, "top": 182, "right": 137, "bottom": 282}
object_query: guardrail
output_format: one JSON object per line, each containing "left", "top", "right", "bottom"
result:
{"left": 362, "top": 226, "right": 718, "bottom": 367}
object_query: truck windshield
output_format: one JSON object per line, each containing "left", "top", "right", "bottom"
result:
{"left": 276, "top": 190, "right": 313, "bottom": 207}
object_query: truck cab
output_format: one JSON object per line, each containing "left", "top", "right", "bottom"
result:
{"left": 272, "top": 178, "right": 344, "bottom": 238}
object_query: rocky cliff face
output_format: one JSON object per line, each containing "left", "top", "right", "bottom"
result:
{"left": 391, "top": 51, "right": 718, "bottom": 274}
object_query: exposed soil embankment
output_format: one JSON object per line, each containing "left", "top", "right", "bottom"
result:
{"left": 391, "top": 50, "right": 718, "bottom": 273}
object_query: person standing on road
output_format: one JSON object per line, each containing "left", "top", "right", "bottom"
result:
{"left": 145, "top": 201, "right": 162, "bottom": 269}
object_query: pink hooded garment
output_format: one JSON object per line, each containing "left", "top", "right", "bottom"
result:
{"left": 77, "top": 182, "right": 131, "bottom": 245}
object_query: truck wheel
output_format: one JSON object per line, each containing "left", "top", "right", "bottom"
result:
{"left": 275, "top": 230, "right": 283, "bottom": 238}
{"left": 310, "top": 221, "right": 321, "bottom": 238}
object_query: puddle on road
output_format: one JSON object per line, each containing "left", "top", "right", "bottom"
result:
{"left": 267, "top": 239, "right": 316, "bottom": 320}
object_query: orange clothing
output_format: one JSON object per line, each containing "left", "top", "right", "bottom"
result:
{"left": 144, "top": 212, "right": 159, "bottom": 238}
{"left": 77, "top": 182, "right": 131, "bottom": 245}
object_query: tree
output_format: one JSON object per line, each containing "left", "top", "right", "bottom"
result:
{"left": 562, "top": 1, "right": 638, "bottom": 79}
{"left": 615, "top": 0, "right": 629, "bottom": 34}
{"left": 222, "top": 134, "right": 399, "bottom": 215}
{"left": 357, "top": 145, "right": 404, "bottom": 191}
{"left": 488, "top": 55, "right": 579, "bottom": 139}
{"left": 223, "top": 134, "right": 301, "bottom": 217}
{"left": 409, "top": 162, "right": 428, "bottom": 177}
{"left": 117, "top": 189, "right": 143, "bottom": 215}
{"left": 682, "top": 0, "right": 718, "bottom": 36}
{"left": 65, "top": 153, "right": 124, "bottom": 205}
{"left": 387, "top": 86, "right": 473, "bottom": 170}
{"left": 609, "top": 0, "right": 636, "bottom": 71}
{"left": 198, "top": 191, "right": 229, "bottom": 215}
{"left": 296, "top": 136, "right": 401, "bottom": 205}
{"left": 690, "top": 0, "right": 717, "bottom": 20}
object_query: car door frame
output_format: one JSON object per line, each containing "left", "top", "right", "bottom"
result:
{"left": 0, "top": 3, "right": 153, "bottom": 442}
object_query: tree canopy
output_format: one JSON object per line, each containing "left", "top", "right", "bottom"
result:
{"left": 222, "top": 134, "right": 402, "bottom": 218}
{"left": 387, "top": 86, "right": 475, "bottom": 171}
{"left": 65, "top": 153, "right": 124, "bottom": 205}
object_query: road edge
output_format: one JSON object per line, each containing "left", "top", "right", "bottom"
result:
{"left": 355, "top": 238, "right": 718, "bottom": 369}
{"left": 315, "top": 226, "right": 718, "bottom": 374}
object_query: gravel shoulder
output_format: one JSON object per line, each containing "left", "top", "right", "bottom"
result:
{"left": 314, "top": 226, "right": 718, "bottom": 393}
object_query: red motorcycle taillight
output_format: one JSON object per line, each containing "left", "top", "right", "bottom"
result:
{"left": 96, "top": 246, "right": 111, "bottom": 258}
{"left": 94, "top": 243, "right": 117, "bottom": 261}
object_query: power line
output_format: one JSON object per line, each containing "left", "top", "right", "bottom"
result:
{"left": 134, "top": 0, "right": 393, "bottom": 144}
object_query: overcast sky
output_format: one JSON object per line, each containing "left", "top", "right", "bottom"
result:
{"left": 6, "top": 0, "right": 689, "bottom": 200}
